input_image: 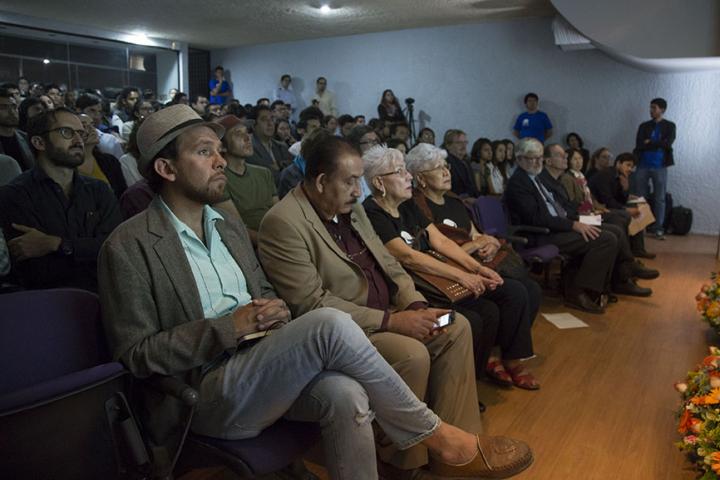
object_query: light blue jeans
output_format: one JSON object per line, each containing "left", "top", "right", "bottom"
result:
{"left": 632, "top": 166, "right": 668, "bottom": 233}
{"left": 191, "top": 308, "right": 440, "bottom": 480}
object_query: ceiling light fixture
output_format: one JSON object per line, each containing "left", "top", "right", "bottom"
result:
{"left": 128, "top": 31, "right": 152, "bottom": 46}
{"left": 319, "top": 4, "right": 331, "bottom": 14}
{"left": 42, "top": 58, "right": 50, "bottom": 64}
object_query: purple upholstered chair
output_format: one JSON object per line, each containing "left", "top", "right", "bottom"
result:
{"left": 0, "top": 288, "right": 148, "bottom": 479}
{"left": 146, "top": 375, "right": 321, "bottom": 479}
{"left": 470, "top": 196, "right": 561, "bottom": 287}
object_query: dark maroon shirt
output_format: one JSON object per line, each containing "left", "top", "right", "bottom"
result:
{"left": 322, "top": 213, "right": 391, "bottom": 312}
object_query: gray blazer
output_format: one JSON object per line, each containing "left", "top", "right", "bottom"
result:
{"left": 246, "top": 133, "right": 290, "bottom": 183}
{"left": 98, "top": 197, "right": 276, "bottom": 465}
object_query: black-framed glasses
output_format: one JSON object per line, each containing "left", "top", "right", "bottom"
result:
{"left": 44, "top": 127, "right": 85, "bottom": 140}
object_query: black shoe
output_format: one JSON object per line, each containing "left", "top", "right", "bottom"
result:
{"left": 634, "top": 250, "right": 657, "bottom": 259}
{"left": 607, "top": 293, "right": 619, "bottom": 303}
{"left": 613, "top": 279, "right": 652, "bottom": 297}
{"left": 565, "top": 291, "right": 605, "bottom": 314}
{"left": 478, "top": 401, "right": 487, "bottom": 413}
{"left": 631, "top": 261, "right": 660, "bottom": 280}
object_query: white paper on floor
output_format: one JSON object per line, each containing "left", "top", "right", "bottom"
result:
{"left": 542, "top": 313, "right": 589, "bottom": 329}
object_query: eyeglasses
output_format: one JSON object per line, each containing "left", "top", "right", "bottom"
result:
{"left": 377, "top": 166, "right": 409, "bottom": 177}
{"left": 0, "top": 103, "right": 18, "bottom": 111}
{"left": 419, "top": 162, "right": 449, "bottom": 173}
{"left": 44, "top": 127, "right": 86, "bottom": 140}
{"left": 359, "top": 138, "right": 380, "bottom": 147}
{"left": 520, "top": 155, "right": 543, "bottom": 162}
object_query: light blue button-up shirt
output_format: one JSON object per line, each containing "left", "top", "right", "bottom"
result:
{"left": 159, "top": 198, "right": 252, "bottom": 318}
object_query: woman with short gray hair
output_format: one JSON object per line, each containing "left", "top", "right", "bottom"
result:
{"left": 362, "top": 144, "right": 539, "bottom": 390}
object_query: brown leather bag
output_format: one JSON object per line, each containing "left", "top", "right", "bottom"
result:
{"left": 408, "top": 249, "right": 474, "bottom": 304}
{"left": 412, "top": 190, "right": 525, "bottom": 279}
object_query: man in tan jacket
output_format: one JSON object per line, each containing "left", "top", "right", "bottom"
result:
{"left": 258, "top": 133, "right": 490, "bottom": 476}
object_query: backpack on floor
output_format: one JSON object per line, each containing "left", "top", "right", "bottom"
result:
{"left": 669, "top": 206, "right": 693, "bottom": 235}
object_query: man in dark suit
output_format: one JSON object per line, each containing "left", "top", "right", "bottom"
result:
{"left": 246, "top": 105, "right": 290, "bottom": 184}
{"left": 632, "top": 97, "right": 675, "bottom": 239}
{"left": 506, "top": 138, "right": 624, "bottom": 313}
{"left": 99, "top": 105, "right": 531, "bottom": 479}
{"left": 540, "top": 144, "right": 657, "bottom": 295}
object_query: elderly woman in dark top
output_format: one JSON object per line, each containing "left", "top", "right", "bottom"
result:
{"left": 406, "top": 142, "right": 542, "bottom": 328}
{"left": 362, "top": 144, "right": 539, "bottom": 390}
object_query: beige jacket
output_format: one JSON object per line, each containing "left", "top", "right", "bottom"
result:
{"left": 258, "top": 185, "right": 425, "bottom": 333}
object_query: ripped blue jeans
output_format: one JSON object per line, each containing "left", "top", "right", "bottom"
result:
{"left": 191, "top": 307, "right": 440, "bottom": 480}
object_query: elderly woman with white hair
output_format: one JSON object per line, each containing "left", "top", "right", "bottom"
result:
{"left": 406, "top": 142, "right": 542, "bottom": 327}
{"left": 362, "top": 145, "right": 539, "bottom": 390}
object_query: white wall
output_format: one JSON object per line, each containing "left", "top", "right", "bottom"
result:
{"left": 213, "top": 17, "right": 720, "bottom": 235}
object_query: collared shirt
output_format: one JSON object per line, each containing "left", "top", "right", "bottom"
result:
{"left": 275, "top": 86, "right": 297, "bottom": 110}
{"left": 322, "top": 212, "right": 392, "bottom": 313}
{"left": 312, "top": 90, "right": 337, "bottom": 117}
{"left": 0, "top": 166, "right": 122, "bottom": 291}
{"left": 158, "top": 198, "right": 252, "bottom": 318}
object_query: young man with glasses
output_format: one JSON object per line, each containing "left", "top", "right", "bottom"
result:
{"left": 0, "top": 107, "right": 122, "bottom": 291}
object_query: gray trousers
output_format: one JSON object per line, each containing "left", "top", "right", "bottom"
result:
{"left": 191, "top": 308, "right": 440, "bottom": 480}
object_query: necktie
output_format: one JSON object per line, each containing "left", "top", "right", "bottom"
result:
{"left": 534, "top": 177, "right": 567, "bottom": 218}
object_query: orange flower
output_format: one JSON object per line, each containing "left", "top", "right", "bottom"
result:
{"left": 711, "top": 452, "right": 720, "bottom": 473}
{"left": 691, "top": 388, "right": 720, "bottom": 405}
{"left": 679, "top": 409, "right": 693, "bottom": 434}
{"left": 702, "top": 356, "right": 720, "bottom": 368}
{"left": 707, "top": 301, "right": 720, "bottom": 318}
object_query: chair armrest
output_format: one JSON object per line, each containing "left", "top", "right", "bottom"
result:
{"left": 504, "top": 235, "right": 529, "bottom": 246}
{"left": 509, "top": 225, "right": 550, "bottom": 235}
{"left": 143, "top": 375, "right": 199, "bottom": 407}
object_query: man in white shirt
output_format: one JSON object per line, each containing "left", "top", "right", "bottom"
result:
{"left": 311, "top": 76, "right": 337, "bottom": 117}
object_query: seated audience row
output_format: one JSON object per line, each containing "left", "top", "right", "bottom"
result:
{"left": 97, "top": 105, "right": 533, "bottom": 478}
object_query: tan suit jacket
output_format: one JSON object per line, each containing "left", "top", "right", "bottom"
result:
{"left": 258, "top": 185, "right": 425, "bottom": 333}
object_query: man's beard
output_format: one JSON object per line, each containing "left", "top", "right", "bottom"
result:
{"left": 181, "top": 175, "right": 226, "bottom": 205}
{"left": 47, "top": 141, "right": 83, "bottom": 168}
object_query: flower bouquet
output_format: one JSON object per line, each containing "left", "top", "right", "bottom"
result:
{"left": 676, "top": 347, "right": 720, "bottom": 479}
{"left": 696, "top": 273, "right": 720, "bottom": 331}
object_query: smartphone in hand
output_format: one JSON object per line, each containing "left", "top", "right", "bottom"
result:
{"left": 434, "top": 311, "right": 455, "bottom": 330}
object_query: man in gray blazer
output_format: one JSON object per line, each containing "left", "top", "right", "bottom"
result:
{"left": 246, "top": 105, "right": 290, "bottom": 184}
{"left": 98, "top": 105, "right": 532, "bottom": 479}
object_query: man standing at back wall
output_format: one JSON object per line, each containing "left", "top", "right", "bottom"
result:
{"left": 312, "top": 76, "right": 338, "bottom": 117}
{"left": 632, "top": 97, "right": 675, "bottom": 239}
{"left": 512, "top": 93, "right": 553, "bottom": 143}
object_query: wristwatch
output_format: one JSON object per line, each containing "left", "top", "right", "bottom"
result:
{"left": 59, "top": 239, "right": 74, "bottom": 257}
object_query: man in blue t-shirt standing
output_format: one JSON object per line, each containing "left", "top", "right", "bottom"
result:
{"left": 632, "top": 97, "right": 676, "bottom": 239}
{"left": 512, "top": 92, "right": 553, "bottom": 143}
{"left": 209, "top": 65, "right": 231, "bottom": 105}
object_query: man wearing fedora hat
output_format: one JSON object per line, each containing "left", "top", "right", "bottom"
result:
{"left": 98, "top": 104, "right": 533, "bottom": 479}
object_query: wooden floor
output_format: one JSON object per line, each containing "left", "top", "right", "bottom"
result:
{"left": 182, "top": 234, "right": 720, "bottom": 480}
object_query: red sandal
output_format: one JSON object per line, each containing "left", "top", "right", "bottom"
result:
{"left": 486, "top": 359, "right": 513, "bottom": 387}
{"left": 505, "top": 363, "right": 540, "bottom": 390}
